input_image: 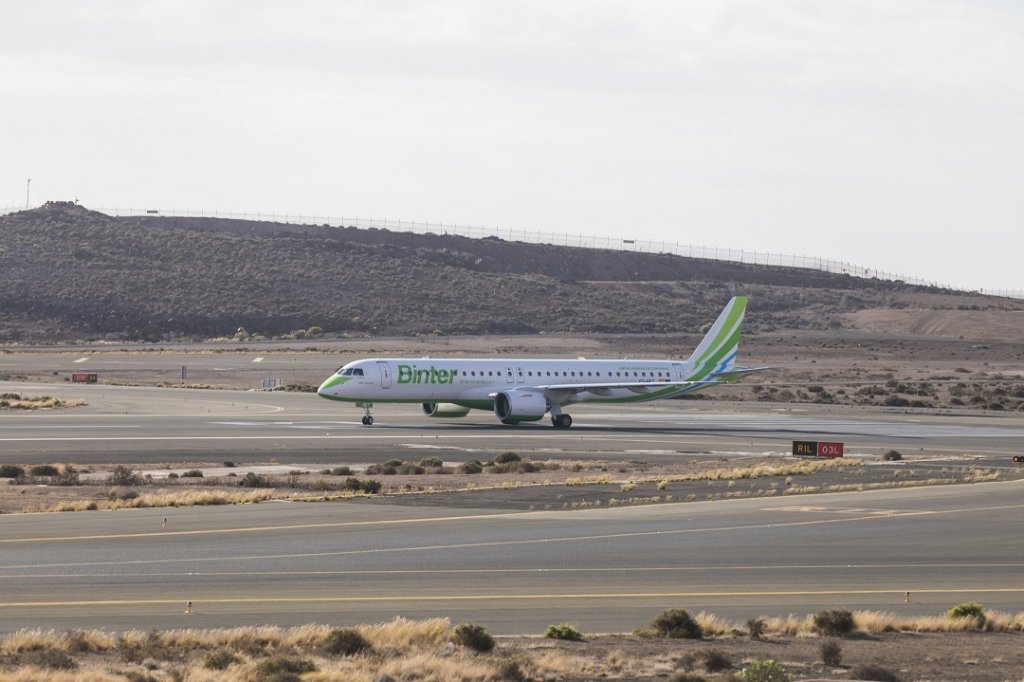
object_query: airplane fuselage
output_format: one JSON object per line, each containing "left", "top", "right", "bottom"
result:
{"left": 318, "top": 357, "right": 710, "bottom": 408}
{"left": 316, "top": 296, "right": 756, "bottom": 427}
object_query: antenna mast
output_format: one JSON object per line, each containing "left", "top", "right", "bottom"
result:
{"left": 26, "top": 178, "right": 30, "bottom": 208}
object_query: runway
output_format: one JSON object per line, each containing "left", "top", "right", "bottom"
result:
{"left": 1, "top": 382, "right": 1023, "bottom": 465}
{"left": 3, "top": 379, "right": 1024, "bottom": 634}
{"left": 2, "top": 481, "right": 1023, "bottom": 634}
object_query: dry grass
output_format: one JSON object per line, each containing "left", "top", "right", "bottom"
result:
{"left": 38, "top": 489, "right": 279, "bottom": 512}
{"left": 694, "top": 611, "right": 735, "bottom": 637}
{"left": 0, "top": 396, "right": 86, "bottom": 410}
{"left": 630, "top": 458, "right": 858, "bottom": 486}
{"left": 3, "top": 610, "right": 1024, "bottom": 681}
{"left": 853, "top": 609, "right": 1024, "bottom": 634}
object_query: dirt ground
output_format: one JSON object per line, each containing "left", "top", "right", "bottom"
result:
{"left": 501, "top": 629, "right": 1024, "bottom": 681}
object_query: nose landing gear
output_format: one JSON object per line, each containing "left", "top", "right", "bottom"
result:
{"left": 357, "top": 401, "right": 374, "bottom": 426}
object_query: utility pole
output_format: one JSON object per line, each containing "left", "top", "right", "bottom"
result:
{"left": 26, "top": 178, "right": 30, "bottom": 208}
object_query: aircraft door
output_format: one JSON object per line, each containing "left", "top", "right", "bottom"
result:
{"left": 673, "top": 363, "right": 685, "bottom": 381}
{"left": 516, "top": 367, "right": 525, "bottom": 383}
{"left": 377, "top": 361, "right": 392, "bottom": 389}
{"left": 505, "top": 367, "right": 514, "bottom": 384}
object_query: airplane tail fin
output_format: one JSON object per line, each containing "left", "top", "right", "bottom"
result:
{"left": 686, "top": 296, "right": 748, "bottom": 380}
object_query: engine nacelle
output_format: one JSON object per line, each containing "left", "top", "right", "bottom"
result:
{"left": 421, "top": 402, "right": 471, "bottom": 418}
{"left": 493, "top": 391, "right": 547, "bottom": 423}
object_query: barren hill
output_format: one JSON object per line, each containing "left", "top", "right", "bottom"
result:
{"left": 1, "top": 202, "right": 1020, "bottom": 343}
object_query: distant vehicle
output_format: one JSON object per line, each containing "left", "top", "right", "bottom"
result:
{"left": 317, "top": 296, "right": 771, "bottom": 427}
{"left": 1013, "top": 455, "right": 1023, "bottom": 463}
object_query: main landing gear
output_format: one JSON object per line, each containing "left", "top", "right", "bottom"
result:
{"left": 550, "top": 406, "right": 573, "bottom": 429}
{"left": 357, "top": 401, "right": 374, "bottom": 426}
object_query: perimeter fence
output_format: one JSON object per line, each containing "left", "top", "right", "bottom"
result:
{"left": 2, "top": 203, "right": 1021, "bottom": 299}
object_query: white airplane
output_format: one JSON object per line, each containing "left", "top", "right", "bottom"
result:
{"left": 317, "top": 296, "right": 767, "bottom": 427}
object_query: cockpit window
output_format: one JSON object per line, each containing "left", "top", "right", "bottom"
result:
{"left": 336, "top": 367, "right": 364, "bottom": 376}
{"left": 353, "top": 368, "right": 364, "bottom": 376}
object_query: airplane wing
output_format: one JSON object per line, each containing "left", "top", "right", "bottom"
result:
{"left": 488, "top": 381, "right": 694, "bottom": 401}
{"left": 710, "top": 366, "right": 781, "bottom": 382}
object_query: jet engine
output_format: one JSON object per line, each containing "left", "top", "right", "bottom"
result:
{"left": 421, "top": 403, "right": 471, "bottom": 418}
{"left": 493, "top": 391, "right": 547, "bottom": 423}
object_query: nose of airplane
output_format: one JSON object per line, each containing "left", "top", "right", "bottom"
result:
{"left": 317, "top": 374, "right": 347, "bottom": 399}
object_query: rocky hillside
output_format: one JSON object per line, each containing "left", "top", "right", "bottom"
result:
{"left": 0, "top": 202, "right": 1019, "bottom": 342}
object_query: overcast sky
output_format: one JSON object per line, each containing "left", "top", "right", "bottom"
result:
{"left": 3, "top": 1, "right": 1021, "bottom": 290}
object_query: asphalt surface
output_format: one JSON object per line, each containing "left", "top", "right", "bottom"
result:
{"left": 2, "top": 381, "right": 1023, "bottom": 465}
{"left": 2, "top": 482, "right": 1023, "bottom": 634}
{"left": 2, "top": 371, "right": 1024, "bottom": 634}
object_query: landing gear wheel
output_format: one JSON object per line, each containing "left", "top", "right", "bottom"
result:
{"left": 361, "top": 415, "right": 374, "bottom": 426}
{"left": 553, "top": 414, "right": 572, "bottom": 428}
{"left": 501, "top": 419, "right": 520, "bottom": 425}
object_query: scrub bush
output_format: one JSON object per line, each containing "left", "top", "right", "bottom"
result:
{"left": 819, "top": 639, "right": 842, "bottom": 666}
{"left": 544, "top": 624, "right": 583, "bottom": 641}
{"left": 813, "top": 609, "right": 855, "bottom": 637}
{"left": 107, "top": 465, "right": 144, "bottom": 486}
{"left": 323, "top": 628, "right": 371, "bottom": 656}
{"left": 651, "top": 608, "right": 703, "bottom": 639}
{"left": 0, "top": 465, "right": 25, "bottom": 478}
{"left": 739, "top": 659, "right": 789, "bottom": 681}
{"left": 494, "top": 451, "right": 521, "bottom": 464}
{"left": 451, "top": 623, "right": 494, "bottom": 653}
{"left": 746, "top": 617, "right": 766, "bottom": 640}
{"left": 203, "top": 650, "right": 239, "bottom": 670}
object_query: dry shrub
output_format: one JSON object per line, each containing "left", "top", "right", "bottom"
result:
{"left": 358, "top": 617, "right": 450, "bottom": 650}
{"left": 819, "top": 639, "right": 842, "bottom": 666}
{"left": 746, "top": 618, "right": 766, "bottom": 639}
{"left": 533, "top": 651, "right": 589, "bottom": 675}
{"left": 2, "top": 629, "right": 61, "bottom": 653}
{"left": 377, "top": 651, "right": 496, "bottom": 681}
{"left": 278, "top": 624, "right": 332, "bottom": 650}
{"left": 323, "top": 628, "right": 371, "bottom": 656}
{"left": 203, "top": 649, "right": 240, "bottom": 670}
{"left": 761, "top": 614, "right": 805, "bottom": 636}
{"left": 451, "top": 623, "right": 494, "bottom": 653}
{"left": 693, "top": 611, "right": 731, "bottom": 637}
{"left": 603, "top": 649, "right": 628, "bottom": 674}
{"left": 650, "top": 608, "right": 703, "bottom": 639}
{"left": 812, "top": 609, "right": 855, "bottom": 637}
{"left": 49, "top": 500, "right": 100, "bottom": 512}
{"left": 303, "top": 665, "right": 373, "bottom": 682}
{"left": 853, "top": 611, "right": 902, "bottom": 634}
{"left": 219, "top": 626, "right": 288, "bottom": 657}
{"left": 983, "top": 610, "right": 1024, "bottom": 631}
{"left": 61, "top": 629, "right": 117, "bottom": 653}
{"left": 251, "top": 654, "right": 316, "bottom": 679}
{"left": 0, "top": 668, "right": 106, "bottom": 681}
